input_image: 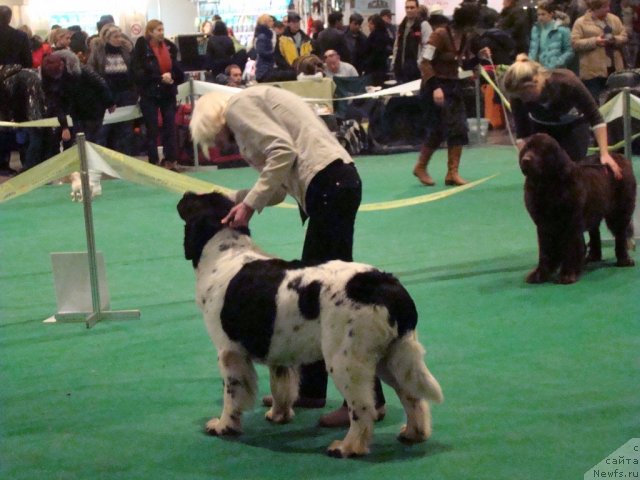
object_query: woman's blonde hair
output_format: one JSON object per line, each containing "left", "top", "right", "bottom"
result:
{"left": 100, "top": 24, "right": 121, "bottom": 43}
{"left": 145, "top": 19, "right": 163, "bottom": 39}
{"left": 257, "top": 14, "right": 273, "bottom": 26}
{"left": 49, "top": 27, "right": 70, "bottom": 45}
{"left": 501, "top": 54, "right": 547, "bottom": 97}
{"left": 190, "top": 92, "right": 235, "bottom": 149}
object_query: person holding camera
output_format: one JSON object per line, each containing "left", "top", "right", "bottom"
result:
{"left": 571, "top": 0, "right": 627, "bottom": 103}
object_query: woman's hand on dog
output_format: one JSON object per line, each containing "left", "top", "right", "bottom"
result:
{"left": 221, "top": 202, "right": 255, "bottom": 228}
{"left": 600, "top": 152, "right": 623, "bottom": 180}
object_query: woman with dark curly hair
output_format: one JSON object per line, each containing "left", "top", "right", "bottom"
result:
{"left": 363, "top": 14, "right": 393, "bottom": 86}
{"left": 413, "top": 3, "right": 490, "bottom": 187}
{"left": 206, "top": 20, "right": 235, "bottom": 75}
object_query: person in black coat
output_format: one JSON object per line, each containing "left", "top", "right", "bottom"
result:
{"left": 131, "top": 19, "right": 184, "bottom": 170}
{"left": 0, "top": 5, "right": 32, "bottom": 173}
{"left": 206, "top": 21, "right": 235, "bottom": 75}
{"left": 41, "top": 49, "right": 115, "bottom": 146}
{"left": 317, "top": 11, "right": 350, "bottom": 61}
{"left": 0, "top": 6, "right": 32, "bottom": 68}
{"left": 343, "top": 12, "right": 368, "bottom": 74}
{"left": 363, "top": 14, "right": 393, "bottom": 86}
{"left": 496, "top": 0, "right": 531, "bottom": 55}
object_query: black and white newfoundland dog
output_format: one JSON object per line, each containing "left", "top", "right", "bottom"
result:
{"left": 520, "top": 133, "right": 636, "bottom": 284}
{"left": 177, "top": 191, "right": 443, "bottom": 458}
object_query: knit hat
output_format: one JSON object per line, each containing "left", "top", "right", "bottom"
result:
{"left": 97, "top": 14, "right": 115, "bottom": 33}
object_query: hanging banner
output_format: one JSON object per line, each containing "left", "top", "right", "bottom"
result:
{"left": 88, "top": 143, "right": 235, "bottom": 196}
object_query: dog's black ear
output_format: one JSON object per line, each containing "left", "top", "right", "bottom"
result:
{"left": 183, "top": 216, "right": 223, "bottom": 268}
{"left": 177, "top": 192, "right": 200, "bottom": 221}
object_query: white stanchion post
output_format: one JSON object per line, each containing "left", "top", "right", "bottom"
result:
{"left": 190, "top": 77, "right": 200, "bottom": 168}
{"left": 624, "top": 88, "right": 640, "bottom": 241}
{"left": 52, "top": 134, "right": 141, "bottom": 329}
{"left": 78, "top": 134, "right": 102, "bottom": 321}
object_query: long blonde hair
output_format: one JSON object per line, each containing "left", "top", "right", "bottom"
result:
{"left": 256, "top": 14, "right": 273, "bottom": 26}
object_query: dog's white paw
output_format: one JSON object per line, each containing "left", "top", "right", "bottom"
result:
{"left": 326, "top": 440, "right": 369, "bottom": 458}
{"left": 265, "top": 407, "right": 294, "bottom": 424}
{"left": 70, "top": 190, "right": 82, "bottom": 202}
{"left": 91, "top": 182, "right": 102, "bottom": 198}
{"left": 205, "top": 417, "right": 241, "bottom": 436}
{"left": 397, "top": 424, "right": 429, "bottom": 444}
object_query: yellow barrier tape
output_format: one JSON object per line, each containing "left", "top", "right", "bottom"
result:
{"left": 588, "top": 131, "right": 640, "bottom": 153}
{"left": 0, "top": 147, "right": 79, "bottom": 202}
{"left": 0, "top": 143, "right": 236, "bottom": 203}
{"left": 359, "top": 174, "right": 499, "bottom": 211}
{"left": 0, "top": 105, "right": 142, "bottom": 128}
{"left": 274, "top": 173, "right": 499, "bottom": 211}
{"left": 0, "top": 140, "right": 498, "bottom": 208}
{"left": 479, "top": 68, "right": 511, "bottom": 112}
{"left": 0, "top": 115, "right": 72, "bottom": 128}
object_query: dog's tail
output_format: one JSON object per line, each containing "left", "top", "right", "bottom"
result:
{"left": 382, "top": 332, "right": 443, "bottom": 404}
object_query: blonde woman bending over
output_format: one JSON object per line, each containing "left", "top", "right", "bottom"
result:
{"left": 502, "top": 54, "right": 621, "bottom": 178}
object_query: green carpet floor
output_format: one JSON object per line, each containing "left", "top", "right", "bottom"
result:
{"left": 1, "top": 146, "right": 638, "bottom": 480}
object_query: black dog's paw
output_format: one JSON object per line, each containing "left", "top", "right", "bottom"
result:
{"left": 586, "top": 251, "right": 602, "bottom": 263}
{"left": 557, "top": 273, "right": 578, "bottom": 284}
{"left": 525, "top": 268, "right": 549, "bottom": 284}
{"left": 616, "top": 257, "right": 635, "bottom": 267}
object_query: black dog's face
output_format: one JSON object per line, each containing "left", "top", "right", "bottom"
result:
{"left": 177, "top": 191, "right": 234, "bottom": 224}
{"left": 177, "top": 192, "right": 239, "bottom": 267}
{"left": 519, "top": 133, "right": 573, "bottom": 180}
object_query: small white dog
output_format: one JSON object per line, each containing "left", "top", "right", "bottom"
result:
{"left": 178, "top": 192, "right": 443, "bottom": 458}
{"left": 70, "top": 171, "right": 102, "bottom": 202}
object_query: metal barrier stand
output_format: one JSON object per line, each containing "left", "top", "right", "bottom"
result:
{"left": 53, "top": 134, "right": 141, "bottom": 328}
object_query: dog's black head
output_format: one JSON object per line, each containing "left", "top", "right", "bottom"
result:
{"left": 519, "top": 133, "right": 574, "bottom": 181}
{"left": 177, "top": 191, "right": 250, "bottom": 268}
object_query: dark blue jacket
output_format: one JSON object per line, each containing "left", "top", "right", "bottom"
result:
{"left": 254, "top": 24, "right": 275, "bottom": 82}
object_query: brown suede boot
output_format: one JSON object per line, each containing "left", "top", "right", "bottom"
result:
{"left": 444, "top": 145, "right": 468, "bottom": 186}
{"left": 412, "top": 145, "right": 436, "bottom": 186}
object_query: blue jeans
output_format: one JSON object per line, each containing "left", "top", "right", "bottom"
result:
{"left": 139, "top": 95, "right": 177, "bottom": 164}
{"left": 98, "top": 90, "right": 138, "bottom": 156}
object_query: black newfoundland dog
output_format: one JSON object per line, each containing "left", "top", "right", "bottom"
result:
{"left": 177, "top": 191, "right": 443, "bottom": 457}
{"left": 520, "top": 133, "right": 636, "bottom": 284}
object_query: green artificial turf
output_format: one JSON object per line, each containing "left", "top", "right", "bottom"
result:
{"left": 1, "top": 146, "right": 638, "bottom": 480}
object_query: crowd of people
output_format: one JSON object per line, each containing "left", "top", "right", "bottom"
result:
{"left": 1, "top": 0, "right": 638, "bottom": 178}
